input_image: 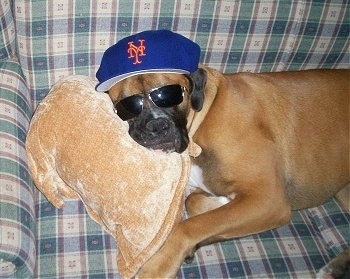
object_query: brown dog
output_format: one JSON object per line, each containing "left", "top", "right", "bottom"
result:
{"left": 108, "top": 67, "right": 349, "bottom": 278}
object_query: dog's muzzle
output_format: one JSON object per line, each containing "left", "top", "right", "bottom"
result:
{"left": 128, "top": 112, "right": 189, "bottom": 153}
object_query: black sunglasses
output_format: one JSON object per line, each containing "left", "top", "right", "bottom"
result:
{"left": 114, "top": 84, "right": 186, "bottom": 120}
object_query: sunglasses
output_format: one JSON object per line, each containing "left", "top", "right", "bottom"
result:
{"left": 114, "top": 84, "right": 186, "bottom": 120}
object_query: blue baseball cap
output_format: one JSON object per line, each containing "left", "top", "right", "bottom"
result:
{"left": 95, "top": 30, "right": 201, "bottom": 92}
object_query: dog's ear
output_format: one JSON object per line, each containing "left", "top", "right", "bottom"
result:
{"left": 188, "top": 68, "right": 207, "bottom": 111}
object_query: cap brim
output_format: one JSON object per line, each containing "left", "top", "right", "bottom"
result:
{"left": 95, "top": 69, "right": 189, "bottom": 92}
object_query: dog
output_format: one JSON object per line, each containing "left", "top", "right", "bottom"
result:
{"left": 108, "top": 67, "right": 349, "bottom": 278}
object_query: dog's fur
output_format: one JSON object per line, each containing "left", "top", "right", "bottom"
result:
{"left": 108, "top": 67, "right": 349, "bottom": 278}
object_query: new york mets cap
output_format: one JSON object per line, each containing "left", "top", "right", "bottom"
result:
{"left": 95, "top": 30, "right": 201, "bottom": 92}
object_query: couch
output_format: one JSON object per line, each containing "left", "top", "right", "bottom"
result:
{"left": 0, "top": 0, "right": 349, "bottom": 278}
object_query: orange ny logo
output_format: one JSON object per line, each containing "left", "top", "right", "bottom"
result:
{"left": 127, "top": 39, "right": 146, "bottom": 64}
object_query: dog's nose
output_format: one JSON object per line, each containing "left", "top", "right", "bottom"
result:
{"left": 145, "top": 118, "right": 169, "bottom": 134}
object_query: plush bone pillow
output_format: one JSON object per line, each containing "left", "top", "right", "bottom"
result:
{"left": 25, "top": 76, "right": 198, "bottom": 278}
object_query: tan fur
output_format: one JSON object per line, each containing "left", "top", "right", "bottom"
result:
{"left": 127, "top": 68, "right": 349, "bottom": 278}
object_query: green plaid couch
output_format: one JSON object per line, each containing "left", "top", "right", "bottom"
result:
{"left": 0, "top": 0, "right": 349, "bottom": 278}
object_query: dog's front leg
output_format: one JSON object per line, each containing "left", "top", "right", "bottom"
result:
{"left": 138, "top": 183, "right": 292, "bottom": 278}
{"left": 139, "top": 140, "right": 293, "bottom": 278}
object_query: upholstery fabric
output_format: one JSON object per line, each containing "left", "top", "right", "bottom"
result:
{"left": 14, "top": 0, "right": 349, "bottom": 106}
{"left": 0, "top": 0, "right": 16, "bottom": 62}
{"left": 35, "top": 198, "right": 119, "bottom": 278}
{"left": 0, "top": 0, "right": 348, "bottom": 278}
{"left": 0, "top": 60, "right": 35, "bottom": 278}
{"left": 179, "top": 199, "right": 349, "bottom": 279}
{"left": 34, "top": 197, "right": 350, "bottom": 278}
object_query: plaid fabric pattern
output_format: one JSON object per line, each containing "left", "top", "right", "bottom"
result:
{"left": 0, "top": 0, "right": 16, "bottom": 62}
{"left": 14, "top": 0, "right": 349, "bottom": 106}
{"left": 34, "top": 196, "right": 349, "bottom": 279}
{"left": 0, "top": 0, "right": 348, "bottom": 277}
{"left": 0, "top": 60, "right": 35, "bottom": 278}
{"left": 35, "top": 196, "right": 119, "bottom": 278}
{"left": 178, "top": 199, "right": 349, "bottom": 279}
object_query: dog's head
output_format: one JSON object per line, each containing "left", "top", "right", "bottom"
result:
{"left": 108, "top": 69, "right": 206, "bottom": 153}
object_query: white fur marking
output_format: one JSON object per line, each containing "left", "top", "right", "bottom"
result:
{"left": 218, "top": 196, "right": 231, "bottom": 205}
{"left": 187, "top": 164, "right": 214, "bottom": 196}
{"left": 186, "top": 164, "right": 235, "bottom": 203}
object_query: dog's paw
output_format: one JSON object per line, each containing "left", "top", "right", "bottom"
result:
{"left": 137, "top": 261, "right": 177, "bottom": 279}
{"left": 137, "top": 242, "right": 182, "bottom": 279}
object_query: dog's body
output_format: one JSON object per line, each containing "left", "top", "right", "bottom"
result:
{"left": 108, "top": 67, "right": 349, "bottom": 278}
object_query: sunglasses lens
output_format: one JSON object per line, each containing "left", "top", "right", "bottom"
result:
{"left": 114, "top": 85, "right": 184, "bottom": 120}
{"left": 150, "top": 85, "right": 184, "bottom": 108}
{"left": 115, "top": 95, "right": 143, "bottom": 120}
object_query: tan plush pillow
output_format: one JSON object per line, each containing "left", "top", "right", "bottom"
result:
{"left": 25, "top": 76, "right": 198, "bottom": 278}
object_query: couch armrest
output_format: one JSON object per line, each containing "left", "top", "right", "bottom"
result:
{"left": 0, "top": 60, "right": 36, "bottom": 278}
{"left": 0, "top": 0, "right": 16, "bottom": 62}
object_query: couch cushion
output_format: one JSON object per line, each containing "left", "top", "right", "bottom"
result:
{"left": 12, "top": 0, "right": 349, "bottom": 277}
{"left": 0, "top": 0, "right": 16, "bottom": 62}
{"left": 0, "top": 60, "right": 35, "bottom": 278}
{"left": 34, "top": 196, "right": 349, "bottom": 278}
{"left": 14, "top": 0, "right": 349, "bottom": 107}
{"left": 179, "top": 198, "right": 349, "bottom": 279}
{"left": 35, "top": 197, "right": 119, "bottom": 277}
